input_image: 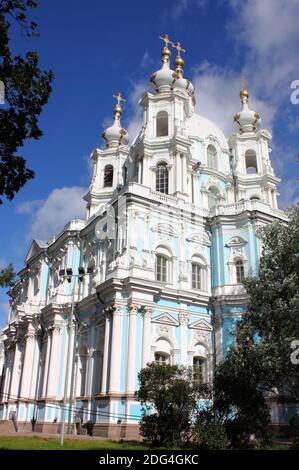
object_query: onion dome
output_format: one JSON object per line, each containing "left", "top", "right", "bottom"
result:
{"left": 172, "top": 42, "right": 194, "bottom": 96}
{"left": 234, "top": 82, "right": 261, "bottom": 133}
{"left": 102, "top": 93, "right": 129, "bottom": 148}
{"left": 150, "top": 34, "right": 176, "bottom": 93}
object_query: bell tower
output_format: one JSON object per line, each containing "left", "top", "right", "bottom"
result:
{"left": 85, "top": 93, "right": 129, "bottom": 218}
{"left": 228, "top": 82, "right": 280, "bottom": 208}
{"left": 130, "top": 35, "right": 197, "bottom": 202}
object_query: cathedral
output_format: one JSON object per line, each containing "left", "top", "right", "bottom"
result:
{"left": 0, "top": 35, "right": 288, "bottom": 438}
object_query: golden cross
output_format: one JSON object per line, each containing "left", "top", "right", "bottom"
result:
{"left": 113, "top": 92, "right": 126, "bottom": 107}
{"left": 241, "top": 77, "right": 247, "bottom": 90}
{"left": 159, "top": 34, "right": 173, "bottom": 48}
{"left": 173, "top": 42, "right": 186, "bottom": 56}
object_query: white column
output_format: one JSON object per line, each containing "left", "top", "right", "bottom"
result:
{"left": 181, "top": 154, "right": 187, "bottom": 194}
{"left": 175, "top": 152, "right": 181, "bottom": 193}
{"left": 193, "top": 171, "right": 200, "bottom": 205}
{"left": 46, "top": 326, "right": 61, "bottom": 398}
{"left": 179, "top": 313, "right": 188, "bottom": 366}
{"left": 10, "top": 342, "right": 22, "bottom": 399}
{"left": 3, "top": 349, "right": 13, "bottom": 400}
{"left": 87, "top": 327, "right": 96, "bottom": 397}
{"left": 141, "top": 307, "right": 152, "bottom": 368}
{"left": 29, "top": 334, "right": 40, "bottom": 399}
{"left": 101, "top": 313, "right": 111, "bottom": 394}
{"left": 20, "top": 329, "right": 36, "bottom": 399}
{"left": 41, "top": 334, "right": 50, "bottom": 397}
{"left": 126, "top": 305, "right": 138, "bottom": 394}
{"left": 109, "top": 306, "right": 122, "bottom": 394}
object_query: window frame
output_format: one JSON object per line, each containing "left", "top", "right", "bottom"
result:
{"left": 103, "top": 164, "right": 114, "bottom": 188}
{"left": 156, "top": 162, "right": 169, "bottom": 194}
{"left": 156, "top": 111, "right": 169, "bottom": 137}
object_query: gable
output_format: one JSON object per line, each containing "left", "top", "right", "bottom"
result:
{"left": 152, "top": 312, "right": 179, "bottom": 326}
{"left": 189, "top": 318, "right": 213, "bottom": 331}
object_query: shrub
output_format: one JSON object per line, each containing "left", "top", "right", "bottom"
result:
{"left": 193, "top": 424, "right": 228, "bottom": 450}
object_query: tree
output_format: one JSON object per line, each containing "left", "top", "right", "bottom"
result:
{"left": 213, "top": 205, "right": 299, "bottom": 443}
{"left": 0, "top": 263, "right": 15, "bottom": 287}
{"left": 136, "top": 363, "right": 205, "bottom": 447}
{"left": 242, "top": 205, "right": 299, "bottom": 402}
{"left": 0, "top": 1, "right": 53, "bottom": 203}
{"left": 214, "top": 324, "right": 271, "bottom": 445}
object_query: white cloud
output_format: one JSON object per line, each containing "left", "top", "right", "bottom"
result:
{"left": 126, "top": 80, "right": 149, "bottom": 143}
{"left": 17, "top": 186, "right": 87, "bottom": 241}
{"left": 228, "top": 0, "right": 299, "bottom": 101}
{"left": 278, "top": 177, "right": 299, "bottom": 209}
{"left": 172, "top": 0, "right": 208, "bottom": 18}
{"left": 189, "top": 0, "right": 299, "bottom": 207}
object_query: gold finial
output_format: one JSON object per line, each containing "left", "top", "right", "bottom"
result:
{"left": 240, "top": 77, "right": 249, "bottom": 100}
{"left": 173, "top": 42, "right": 186, "bottom": 68}
{"left": 113, "top": 92, "right": 126, "bottom": 114}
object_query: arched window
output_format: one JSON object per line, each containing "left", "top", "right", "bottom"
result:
{"left": 156, "top": 111, "right": 168, "bottom": 137}
{"left": 154, "top": 338, "right": 172, "bottom": 364}
{"left": 155, "top": 352, "right": 170, "bottom": 365}
{"left": 156, "top": 163, "right": 169, "bottom": 194}
{"left": 245, "top": 150, "right": 258, "bottom": 174}
{"left": 33, "top": 274, "right": 39, "bottom": 296}
{"left": 207, "top": 186, "right": 219, "bottom": 209}
{"left": 103, "top": 165, "right": 113, "bottom": 187}
{"left": 156, "top": 254, "right": 167, "bottom": 283}
{"left": 235, "top": 259, "right": 245, "bottom": 283}
{"left": 123, "top": 165, "right": 128, "bottom": 185}
{"left": 193, "top": 356, "right": 207, "bottom": 384}
{"left": 207, "top": 145, "right": 218, "bottom": 170}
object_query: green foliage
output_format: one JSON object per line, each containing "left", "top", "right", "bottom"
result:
{"left": 241, "top": 205, "right": 299, "bottom": 401}
{"left": 136, "top": 363, "right": 205, "bottom": 447}
{"left": 214, "top": 324, "right": 271, "bottom": 444}
{"left": 193, "top": 400, "right": 228, "bottom": 450}
{"left": 193, "top": 424, "right": 228, "bottom": 450}
{"left": 0, "top": 263, "right": 15, "bottom": 287}
{"left": 0, "top": 1, "right": 53, "bottom": 203}
{"left": 213, "top": 206, "right": 299, "bottom": 446}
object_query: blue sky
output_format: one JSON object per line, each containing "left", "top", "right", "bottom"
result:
{"left": 1, "top": 0, "right": 299, "bottom": 327}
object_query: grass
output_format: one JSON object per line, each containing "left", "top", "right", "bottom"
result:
{"left": 0, "top": 435, "right": 292, "bottom": 451}
{"left": 0, "top": 435, "right": 150, "bottom": 450}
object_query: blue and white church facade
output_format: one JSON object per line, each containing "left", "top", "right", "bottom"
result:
{"left": 0, "top": 36, "right": 288, "bottom": 438}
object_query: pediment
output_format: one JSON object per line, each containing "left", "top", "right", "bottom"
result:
{"left": 151, "top": 223, "right": 178, "bottom": 238}
{"left": 152, "top": 313, "right": 179, "bottom": 326}
{"left": 225, "top": 237, "right": 247, "bottom": 248}
{"left": 189, "top": 319, "right": 213, "bottom": 331}
{"left": 186, "top": 232, "right": 211, "bottom": 246}
{"left": 25, "top": 240, "right": 47, "bottom": 262}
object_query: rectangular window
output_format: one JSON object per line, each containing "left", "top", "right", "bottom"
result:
{"left": 192, "top": 264, "right": 201, "bottom": 290}
{"left": 193, "top": 357, "right": 205, "bottom": 384}
{"left": 236, "top": 261, "right": 245, "bottom": 283}
{"left": 156, "top": 255, "right": 167, "bottom": 283}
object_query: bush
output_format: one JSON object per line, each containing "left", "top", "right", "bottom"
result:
{"left": 289, "top": 413, "right": 299, "bottom": 448}
{"left": 193, "top": 424, "right": 228, "bottom": 450}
